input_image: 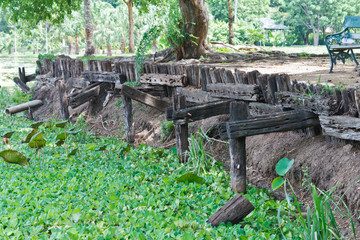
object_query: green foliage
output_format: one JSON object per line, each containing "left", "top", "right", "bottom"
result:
{"left": 186, "top": 129, "right": 216, "bottom": 175}
{"left": 0, "top": 150, "right": 29, "bottom": 166}
{"left": 160, "top": 121, "right": 174, "bottom": 140}
{"left": 0, "top": 88, "right": 310, "bottom": 238}
{"left": 0, "top": 0, "right": 82, "bottom": 25}
{"left": 272, "top": 158, "right": 357, "bottom": 240}
{"left": 135, "top": 25, "right": 162, "bottom": 79}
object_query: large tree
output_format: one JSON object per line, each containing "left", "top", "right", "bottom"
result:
{"left": 277, "top": 0, "right": 356, "bottom": 46}
{"left": 84, "top": 0, "right": 95, "bottom": 56}
{"left": 227, "top": 0, "right": 234, "bottom": 44}
{"left": 177, "top": 0, "right": 209, "bottom": 59}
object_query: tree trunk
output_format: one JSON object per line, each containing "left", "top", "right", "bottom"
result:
{"left": 227, "top": 0, "right": 234, "bottom": 45}
{"left": 84, "top": 0, "right": 95, "bottom": 56}
{"left": 75, "top": 36, "right": 80, "bottom": 55}
{"left": 177, "top": 0, "right": 209, "bottom": 59}
{"left": 152, "top": 40, "right": 156, "bottom": 53}
{"left": 68, "top": 42, "right": 72, "bottom": 55}
{"left": 124, "top": 0, "right": 135, "bottom": 53}
{"left": 313, "top": 27, "right": 319, "bottom": 46}
{"left": 121, "top": 38, "right": 126, "bottom": 54}
{"left": 234, "top": 0, "right": 238, "bottom": 23}
{"left": 107, "top": 44, "right": 112, "bottom": 56}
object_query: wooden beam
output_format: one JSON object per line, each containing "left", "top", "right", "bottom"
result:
{"left": 176, "top": 87, "right": 220, "bottom": 104}
{"left": 206, "top": 83, "right": 261, "bottom": 102}
{"left": 320, "top": 115, "right": 360, "bottom": 141}
{"left": 56, "top": 80, "right": 70, "bottom": 120}
{"left": 207, "top": 194, "right": 254, "bottom": 227}
{"left": 121, "top": 85, "right": 170, "bottom": 112}
{"left": 219, "top": 110, "right": 320, "bottom": 140}
{"left": 275, "top": 91, "right": 338, "bottom": 116}
{"left": 229, "top": 102, "right": 248, "bottom": 193}
{"left": 166, "top": 100, "right": 231, "bottom": 122}
{"left": 13, "top": 77, "right": 30, "bottom": 93}
{"left": 82, "top": 71, "right": 122, "bottom": 85}
{"left": 140, "top": 73, "right": 187, "bottom": 87}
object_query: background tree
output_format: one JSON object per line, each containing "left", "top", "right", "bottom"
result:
{"left": 84, "top": 0, "right": 95, "bottom": 56}
{"left": 227, "top": 0, "right": 234, "bottom": 44}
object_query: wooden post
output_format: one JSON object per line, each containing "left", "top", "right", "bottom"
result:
{"left": 56, "top": 79, "right": 70, "bottom": 120}
{"left": 122, "top": 94, "right": 135, "bottom": 144}
{"left": 173, "top": 94, "right": 188, "bottom": 163}
{"left": 229, "top": 102, "right": 248, "bottom": 193}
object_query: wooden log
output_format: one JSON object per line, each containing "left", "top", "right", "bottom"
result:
{"left": 319, "top": 115, "right": 360, "bottom": 141}
{"left": 267, "top": 74, "right": 278, "bottom": 104}
{"left": 173, "top": 95, "right": 188, "bottom": 163}
{"left": 56, "top": 79, "right": 70, "bottom": 120}
{"left": 348, "top": 88, "right": 358, "bottom": 117}
{"left": 122, "top": 94, "right": 135, "bottom": 144}
{"left": 229, "top": 102, "right": 248, "bottom": 193}
{"left": 257, "top": 74, "right": 270, "bottom": 103}
{"left": 5, "top": 100, "right": 43, "bottom": 115}
{"left": 43, "top": 58, "right": 52, "bottom": 74}
{"left": 167, "top": 100, "right": 231, "bottom": 122}
{"left": 121, "top": 85, "right": 170, "bottom": 112}
{"left": 200, "top": 67, "right": 208, "bottom": 91}
{"left": 209, "top": 67, "right": 217, "bottom": 84}
{"left": 140, "top": 73, "right": 187, "bottom": 87}
{"left": 275, "top": 91, "right": 338, "bottom": 116}
{"left": 225, "top": 70, "right": 236, "bottom": 84}
{"left": 36, "top": 60, "right": 44, "bottom": 75}
{"left": 341, "top": 89, "right": 350, "bottom": 113}
{"left": 13, "top": 77, "right": 30, "bottom": 93}
{"left": 176, "top": 87, "right": 220, "bottom": 104}
{"left": 69, "top": 85, "right": 100, "bottom": 109}
{"left": 219, "top": 110, "right": 320, "bottom": 140}
{"left": 207, "top": 194, "right": 254, "bottom": 227}
{"left": 355, "top": 89, "right": 360, "bottom": 118}
{"left": 206, "top": 83, "right": 260, "bottom": 102}
{"left": 234, "top": 69, "right": 248, "bottom": 84}
{"left": 247, "top": 70, "right": 259, "bottom": 85}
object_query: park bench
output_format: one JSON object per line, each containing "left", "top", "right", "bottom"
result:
{"left": 325, "top": 16, "right": 360, "bottom": 73}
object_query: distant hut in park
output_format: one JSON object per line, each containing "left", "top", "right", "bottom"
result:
{"left": 257, "top": 17, "right": 288, "bottom": 46}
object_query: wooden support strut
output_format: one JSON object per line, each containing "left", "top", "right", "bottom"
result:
{"left": 121, "top": 85, "right": 170, "bottom": 112}
{"left": 122, "top": 94, "right": 135, "bottom": 144}
{"left": 229, "top": 102, "right": 248, "bottom": 193}
{"left": 166, "top": 100, "right": 231, "bottom": 123}
{"left": 173, "top": 95, "right": 188, "bottom": 163}
{"left": 56, "top": 79, "right": 70, "bottom": 120}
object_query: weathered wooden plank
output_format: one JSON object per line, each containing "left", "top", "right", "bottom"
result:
{"left": 166, "top": 100, "right": 231, "bottom": 122}
{"left": 82, "top": 71, "right": 121, "bottom": 85}
{"left": 206, "top": 83, "right": 260, "bottom": 102}
{"left": 225, "top": 70, "right": 236, "bottom": 84}
{"left": 229, "top": 102, "right": 248, "bottom": 193}
{"left": 257, "top": 74, "right": 270, "bottom": 103}
{"left": 247, "top": 70, "right": 259, "bottom": 85}
{"left": 249, "top": 102, "right": 283, "bottom": 116}
{"left": 219, "top": 110, "right": 320, "bottom": 140}
{"left": 319, "top": 115, "right": 360, "bottom": 141}
{"left": 139, "top": 73, "right": 187, "bottom": 87}
{"left": 355, "top": 89, "right": 360, "bottom": 117}
{"left": 207, "top": 194, "right": 254, "bottom": 227}
{"left": 234, "top": 69, "right": 248, "bottom": 84}
{"left": 69, "top": 85, "right": 100, "bottom": 109}
{"left": 276, "top": 91, "right": 338, "bottom": 116}
{"left": 122, "top": 85, "right": 170, "bottom": 112}
{"left": 176, "top": 87, "right": 220, "bottom": 104}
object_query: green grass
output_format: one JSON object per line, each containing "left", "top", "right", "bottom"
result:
{"left": 0, "top": 86, "right": 308, "bottom": 239}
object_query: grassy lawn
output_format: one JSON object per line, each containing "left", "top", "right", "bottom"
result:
{"left": 0, "top": 87, "right": 302, "bottom": 239}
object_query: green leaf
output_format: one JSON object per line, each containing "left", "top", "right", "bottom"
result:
{"left": 66, "top": 129, "right": 81, "bottom": 135}
{"left": 272, "top": 177, "right": 285, "bottom": 190}
{"left": 177, "top": 173, "right": 204, "bottom": 184}
{"left": 95, "top": 145, "right": 106, "bottom": 151}
{"left": 56, "top": 140, "right": 65, "bottom": 146}
{"left": 30, "top": 121, "right": 44, "bottom": 128}
{"left": 2, "top": 131, "right": 15, "bottom": 138}
{"left": 56, "top": 132, "right": 68, "bottom": 141}
{"left": 55, "top": 121, "right": 68, "bottom": 128}
{"left": 0, "top": 150, "right": 29, "bottom": 166}
{"left": 276, "top": 158, "right": 294, "bottom": 176}
{"left": 170, "top": 147, "right": 177, "bottom": 155}
{"left": 85, "top": 143, "right": 97, "bottom": 151}
{"left": 68, "top": 148, "right": 78, "bottom": 156}
{"left": 29, "top": 132, "right": 46, "bottom": 149}
{"left": 22, "top": 128, "right": 38, "bottom": 143}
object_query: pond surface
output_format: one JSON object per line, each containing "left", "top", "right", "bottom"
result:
{"left": 0, "top": 55, "right": 37, "bottom": 86}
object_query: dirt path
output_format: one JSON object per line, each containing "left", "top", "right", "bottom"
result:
{"left": 233, "top": 56, "right": 360, "bottom": 87}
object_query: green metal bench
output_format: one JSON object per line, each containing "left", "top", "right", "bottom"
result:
{"left": 325, "top": 16, "right": 360, "bottom": 73}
